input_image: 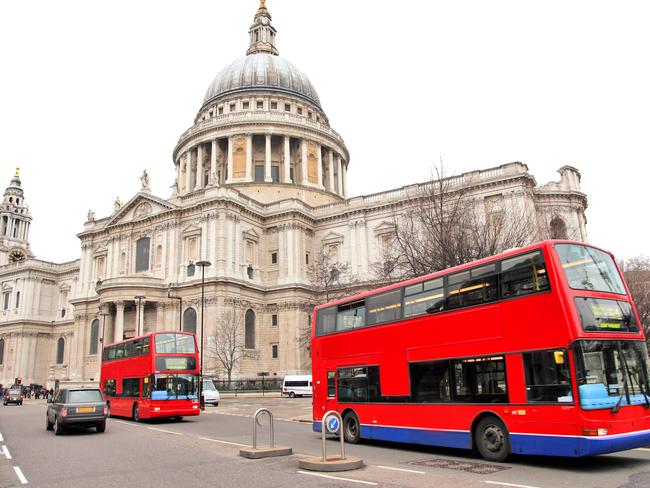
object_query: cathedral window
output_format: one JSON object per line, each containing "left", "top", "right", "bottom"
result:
{"left": 271, "top": 101, "right": 277, "bottom": 110}
{"left": 284, "top": 103, "right": 291, "bottom": 112}
{"left": 245, "top": 309, "right": 255, "bottom": 349}
{"left": 270, "top": 251, "right": 278, "bottom": 265}
{"left": 255, "top": 165, "right": 265, "bottom": 182}
{"left": 183, "top": 308, "right": 197, "bottom": 335}
{"left": 271, "top": 314, "right": 278, "bottom": 327}
{"left": 297, "top": 107, "right": 303, "bottom": 115}
{"left": 95, "top": 256, "right": 106, "bottom": 280}
{"left": 550, "top": 217, "right": 568, "bottom": 239}
{"left": 308, "top": 111, "right": 312, "bottom": 119}
{"left": 0, "top": 338, "right": 4, "bottom": 364}
{"left": 135, "top": 238, "right": 151, "bottom": 272}
{"left": 256, "top": 100, "right": 264, "bottom": 109}
{"left": 15, "top": 291, "right": 20, "bottom": 309}
{"left": 2, "top": 292, "right": 9, "bottom": 311}
{"left": 119, "top": 252, "right": 126, "bottom": 275}
{"left": 271, "top": 165, "right": 279, "bottom": 182}
{"left": 218, "top": 106, "right": 223, "bottom": 115}
{"left": 230, "top": 103, "right": 236, "bottom": 112}
{"left": 56, "top": 338, "right": 65, "bottom": 364}
{"left": 89, "top": 319, "right": 99, "bottom": 355}
{"left": 272, "top": 344, "right": 278, "bottom": 359}
{"left": 155, "top": 245, "right": 163, "bottom": 269}
{"left": 243, "top": 101, "right": 250, "bottom": 110}
{"left": 305, "top": 252, "right": 310, "bottom": 265}
{"left": 187, "top": 237, "right": 198, "bottom": 262}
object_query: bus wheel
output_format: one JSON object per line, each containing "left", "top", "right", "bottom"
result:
{"left": 474, "top": 416, "right": 510, "bottom": 462}
{"left": 289, "top": 392, "right": 296, "bottom": 398}
{"left": 343, "top": 411, "right": 361, "bottom": 444}
{"left": 132, "top": 404, "right": 140, "bottom": 422}
{"left": 106, "top": 402, "right": 111, "bottom": 418}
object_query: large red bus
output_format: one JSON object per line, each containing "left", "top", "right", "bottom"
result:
{"left": 312, "top": 240, "right": 650, "bottom": 461}
{"left": 100, "top": 331, "right": 201, "bottom": 421}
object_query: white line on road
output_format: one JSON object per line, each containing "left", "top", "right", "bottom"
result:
{"left": 115, "top": 420, "right": 141, "bottom": 427}
{"left": 1, "top": 445, "right": 11, "bottom": 460}
{"left": 375, "top": 465, "right": 425, "bottom": 474}
{"left": 297, "top": 471, "right": 378, "bottom": 486}
{"left": 0, "top": 432, "right": 3, "bottom": 442}
{"left": 13, "top": 467, "right": 28, "bottom": 485}
{"left": 198, "top": 436, "right": 248, "bottom": 447}
{"left": 148, "top": 427, "right": 182, "bottom": 435}
{"left": 485, "top": 481, "right": 542, "bottom": 488}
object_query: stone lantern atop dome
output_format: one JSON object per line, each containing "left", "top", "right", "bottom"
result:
{"left": 172, "top": 1, "right": 350, "bottom": 206}
{"left": 0, "top": 168, "right": 33, "bottom": 264}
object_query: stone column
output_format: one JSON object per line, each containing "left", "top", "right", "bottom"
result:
{"left": 196, "top": 144, "right": 204, "bottom": 190}
{"left": 114, "top": 301, "right": 125, "bottom": 343}
{"left": 226, "top": 137, "right": 234, "bottom": 184}
{"left": 185, "top": 150, "right": 193, "bottom": 194}
{"left": 300, "top": 140, "right": 308, "bottom": 185}
{"left": 342, "top": 160, "right": 348, "bottom": 198}
{"left": 283, "top": 136, "right": 291, "bottom": 183}
{"left": 175, "top": 160, "right": 181, "bottom": 192}
{"left": 336, "top": 155, "right": 343, "bottom": 197}
{"left": 328, "top": 151, "right": 335, "bottom": 192}
{"left": 316, "top": 144, "right": 324, "bottom": 188}
{"left": 156, "top": 303, "right": 165, "bottom": 333}
{"left": 265, "top": 134, "right": 272, "bottom": 182}
{"left": 210, "top": 140, "right": 218, "bottom": 186}
{"left": 246, "top": 134, "right": 253, "bottom": 182}
{"left": 137, "top": 299, "right": 146, "bottom": 337}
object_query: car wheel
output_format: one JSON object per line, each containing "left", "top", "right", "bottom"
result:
{"left": 474, "top": 416, "right": 510, "bottom": 462}
{"left": 215, "top": 402, "right": 219, "bottom": 407}
{"left": 343, "top": 411, "right": 361, "bottom": 444}
{"left": 289, "top": 392, "right": 296, "bottom": 398}
{"left": 46, "top": 415, "right": 54, "bottom": 431}
{"left": 174, "top": 416, "right": 183, "bottom": 422}
{"left": 132, "top": 404, "right": 140, "bottom": 422}
{"left": 96, "top": 421, "right": 106, "bottom": 433}
{"left": 54, "top": 416, "right": 65, "bottom": 436}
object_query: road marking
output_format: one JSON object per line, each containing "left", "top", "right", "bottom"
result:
{"left": 298, "top": 471, "right": 378, "bottom": 485}
{"left": 1, "top": 445, "right": 11, "bottom": 460}
{"left": 0, "top": 433, "right": 3, "bottom": 442}
{"left": 13, "top": 467, "right": 28, "bottom": 485}
{"left": 485, "top": 482, "right": 542, "bottom": 488}
{"left": 115, "top": 420, "right": 141, "bottom": 427}
{"left": 148, "top": 427, "right": 182, "bottom": 435}
{"left": 198, "top": 436, "right": 248, "bottom": 447}
{"left": 375, "top": 465, "right": 425, "bottom": 474}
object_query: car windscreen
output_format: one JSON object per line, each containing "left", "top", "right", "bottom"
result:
{"left": 68, "top": 390, "right": 103, "bottom": 403}
{"left": 202, "top": 379, "right": 217, "bottom": 391}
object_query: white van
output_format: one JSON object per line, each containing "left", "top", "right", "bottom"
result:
{"left": 281, "top": 375, "right": 312, "bottom": 398}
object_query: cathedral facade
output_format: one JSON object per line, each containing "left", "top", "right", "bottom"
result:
{"left": 0, "top": 3, "right": 587, "bottom": 388}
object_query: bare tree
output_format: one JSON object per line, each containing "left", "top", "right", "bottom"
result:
{"left": 207, "top": 305, "right": 246, "bottom": 386}
{"left": 620, "top": 256, "right": 650, "bottom": 339}
{"left": 376, "top": 164, "right": 538, "bottom": 281}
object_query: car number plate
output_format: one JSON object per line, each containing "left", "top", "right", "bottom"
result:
{"left": 77, "top": 407, "right": 94, "bottom": 413}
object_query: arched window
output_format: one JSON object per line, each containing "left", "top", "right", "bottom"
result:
{"left": 0, "top": 338, "right": 4, "bottom": 365}
{"left": 56, "top": 338, "right": 65, "bottom": 364}
{"left": 550, "top": 217, "right": 568, "bottom": 239}
{"left": 135, "top": 237, "right": 151, "bottom": 272}
{"left": 89, "top": 319, "right": 100, "bottom": 355}
{"left": 245, "top": 309, "right": 255, "bottom": 349}
{"left": 183, "top": 308, "right": 197, "bottom": 335}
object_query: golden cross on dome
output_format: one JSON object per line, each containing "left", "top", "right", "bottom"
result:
{"left": 15, "top": 166, "right": 20, "bottom": 177}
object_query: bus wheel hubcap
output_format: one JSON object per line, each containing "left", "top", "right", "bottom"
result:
{"left": 483, "top": 426, "right": 504, "bottom": 452}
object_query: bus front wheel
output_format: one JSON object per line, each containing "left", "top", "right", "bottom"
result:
{"left": 474, "top": 416, "right": 510, "bottom": 462}
{"left": 343, "top": 411, "right": 361, "bottom": 444}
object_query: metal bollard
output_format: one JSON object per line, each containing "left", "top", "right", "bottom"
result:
{"left": 253, "top": 408, "right": 274, "bottom": 449}
{"left": 321, "top": 410, "right": 345, "bottom": 461}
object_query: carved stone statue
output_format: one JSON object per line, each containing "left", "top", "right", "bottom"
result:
{"left": 87, "top": 209, "right": 95, "bottom": 221}
{"left": 113, "top": 197, "right": 123, "bottom": 212}
{"left": 140, "top": 169, "right": 151, "bottom": 192}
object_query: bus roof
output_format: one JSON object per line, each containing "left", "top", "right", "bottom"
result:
{"left": 314, "top": 239, "right": 612, "bottom": 311}
{"left": 103, "top": 330, "right": 194, "bottom": 348}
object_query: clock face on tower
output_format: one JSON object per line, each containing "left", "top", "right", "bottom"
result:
{"left": 8, "top": 250, "right": 25, "bottom": 263}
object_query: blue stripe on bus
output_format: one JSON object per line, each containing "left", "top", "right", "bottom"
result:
{"left": 313, "top": 422, "right": 650, "bottom": 457}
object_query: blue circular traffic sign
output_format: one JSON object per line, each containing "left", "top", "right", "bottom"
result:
{"left": 326, "top": 415, "right": 340, "bottom": 434}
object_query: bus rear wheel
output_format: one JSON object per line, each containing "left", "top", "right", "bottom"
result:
{"left": 132, "top": 404, "right": 140, "bottom": 422}
{"left": 343, "top": 411, "right": 361, "bottom": 444}
{"left": 474, "top": 416, "right": 510, "bottom": 462}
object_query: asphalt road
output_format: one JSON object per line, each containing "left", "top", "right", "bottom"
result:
{"left": 0, "top": 397, "right": 648, "bottom": 488}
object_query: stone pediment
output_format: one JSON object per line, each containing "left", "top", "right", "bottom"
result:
{"left": 106, "top": 193, "right": 176, "bottom": 227}
{"left": 373, "top": 221, "right": 396, "bottom": 235}
{"left": 322, "top": 231, "right": 344, "bottom": 245}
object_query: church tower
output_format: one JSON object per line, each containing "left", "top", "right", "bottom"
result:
{"left": 0, "top": 168, "right": 33, "bottom": 265}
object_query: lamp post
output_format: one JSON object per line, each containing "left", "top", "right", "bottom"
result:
{"left": 195, "top": 260, "right": 211, "bottom": 410}
{"left": 134, "top": 295, "right": 145, "bottom": 336}
{"left": 167, "top": 283, "right": 183, "bottom": 331}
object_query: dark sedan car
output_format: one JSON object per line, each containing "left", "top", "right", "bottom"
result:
{"left": 3, "top": 388, "right": 23, "bottom": 406}
{"left": 46, "top": 388, "right": 108, "bottom": 435}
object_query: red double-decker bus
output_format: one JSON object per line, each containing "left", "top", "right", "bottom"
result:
{"left": 312, "top": 240, "right": 650, "bottom": 461}
{"left": 100, "top": 331, "right": 200, "bottom": 421}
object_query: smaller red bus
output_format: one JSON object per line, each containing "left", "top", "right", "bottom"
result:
{"left": 100, "top": 331, "right": 200, "bottom": 421}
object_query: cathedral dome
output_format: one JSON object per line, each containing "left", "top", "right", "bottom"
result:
{"left": 203, "top": 53, "right": 321, "bottom": 109}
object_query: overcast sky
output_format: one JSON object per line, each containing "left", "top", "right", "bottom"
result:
{"left": 1, "top": 1, "right": 648, "bottom": 263}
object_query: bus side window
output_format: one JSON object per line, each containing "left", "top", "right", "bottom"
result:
{"left": 501, "top": 251, "right": 549, "bottom": 298}
{"left": 327, "top": 371, "right": 335, "bottom": 397}
{"left": 104, "top": 379, "right": 116, "bottom": 397}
